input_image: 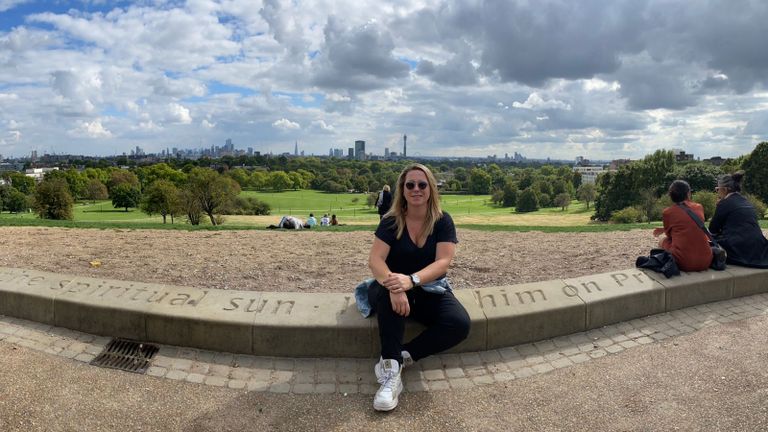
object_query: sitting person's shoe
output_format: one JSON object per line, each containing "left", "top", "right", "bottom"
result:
{"left": 373, "top": 359, "right": 403, "bottom": 412}
{"left": 375, "top": 351, "right": 413, "bottom": 380}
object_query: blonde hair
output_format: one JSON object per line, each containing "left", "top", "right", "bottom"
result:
{"left": 384, "top": 163, "right": 443, "bottom": 241}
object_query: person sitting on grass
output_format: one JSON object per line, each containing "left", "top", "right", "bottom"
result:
{"left": 652, "top": 180, "right": 712, "bottom": 272}
{"left": 266, "top": 216, "right": 305, "bottom": 230}
{"left": 331, "top": 214, "right": 339, "bottom": 226}
{"left": 306, "top": 213, "right": 317, "bottom": 227}
{"left": 320, "top": 214, "right": 330, "bottom": 226}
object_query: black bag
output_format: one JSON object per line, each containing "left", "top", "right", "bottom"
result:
{"left": 677, "top": 203, "right": 727, "bottom": 271}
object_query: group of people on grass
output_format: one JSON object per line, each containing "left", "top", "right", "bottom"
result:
{"left": 653, "top": 171, "right": 768, "bottom": 272}
{"left": 267, "top": 213, "right": 338, "bottom": 229}
{"left": 273, "top": 163, "right": 768, "bottom": 413}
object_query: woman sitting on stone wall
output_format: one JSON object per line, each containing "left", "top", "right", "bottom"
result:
{"left": 653, "top": 180, "right": 712, "bottom": 272}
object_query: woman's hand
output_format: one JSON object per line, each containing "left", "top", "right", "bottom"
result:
{"left": 382, "top": 272, "right": 413, "bottom": 293}
{"left": 389, "top": 291, "right": 410, "bottom": 317}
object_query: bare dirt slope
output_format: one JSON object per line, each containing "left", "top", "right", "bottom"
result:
{"left": 0, "top": 226, "right": 668, "bottom": 293}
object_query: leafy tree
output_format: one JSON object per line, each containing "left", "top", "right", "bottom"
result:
{"left": 186, "top": 168, "right": 241, "bottom": 225}
{"left": 352, "top": 175, "right": 369, "bottom": 192}
{"left": 6, "top": 172, "right": 35, "bottom": 194}
{"left": 742, "top": 142, "right": 768, "bottom": 205}
{"left": 673, "top": 162, "right": 721, "bottom": 194}
{"left": 83, "top": 167, "right": 110, "bottom": 185}
{"left": 111, "top": 183, "right": 142, "bottom": 212}
{"left": 136, "top": 163, "right": 185, "bottom": 189}
{"left": 3, "top": 187, "right": 28, "bottom": 213}
{"left": 538, "top": 193, "right": 552, "bottom": 208}
{"left": 289, "top": 171, "right": 308, "bottom": 190}
{"left": 577, "top": 183, "right": 597, "bottom": 209}
{"left": 108, "top": 169, "right": 140, "bottom": 192}
{"left": 84, "top": 178, "right": 108, "bottom": 202}
{"left": 33, "top": 178, "right": 74, "bottom": 220}
{"left": 229, "top": 196, "right": 271, "bottom": 215}
{"left": 269, "top": 171, "right": 293, "bottom": 191}
{"left": 250, "top": 171, "right": 268, "bottom": 189}
{"left": 177, "top": 188, "right": 202, "bottom": 225}
{"left": 140, "top": 180, "right": 180, "bottom": 223}
{"left": 744, "top": 193, "right": 767, "bottom": 220}
{"left": 502, "top": 180, "right": 518, "bottom": 207}
{"left": 468, "top": 168, "right": 492, "bottom": 194}
{"left": 571, "top": 171, "right": 583, "bottom": 190}
{"left": 225, "top": 168, "right": 250, "bottom": 188}
{"left": 554, "top": 193, "right": 571, "bottom": 211}
{"left": 516, "top": 188, "right": 539, "bottom": 213}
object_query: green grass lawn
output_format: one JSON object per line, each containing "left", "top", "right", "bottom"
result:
{"left": 3, "top": 190, "right": 766, "bottom": 232}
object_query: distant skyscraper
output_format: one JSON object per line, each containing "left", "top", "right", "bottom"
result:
{"left": 348, "top": 147, "right": 354, "bottom": 158}
{"left": 403, "top": 134, "right": 407, "bottom": 158}
{"left": 384, "top": 147, "right": 389, "bottom": 158}
{"left": 354, "top": 140, "right": 366, "bottom": 160}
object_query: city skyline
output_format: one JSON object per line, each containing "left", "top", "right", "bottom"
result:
{"left": 0, "top": 1, "right": 767, "bottom": 160}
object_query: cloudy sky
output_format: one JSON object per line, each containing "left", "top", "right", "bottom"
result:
{"left": 1, "top": 0, "right": 767, "bottom": 160}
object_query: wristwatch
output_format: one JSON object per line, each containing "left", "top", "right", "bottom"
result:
{"left": 409, "top": 273, "right": 421, "bottom": 287}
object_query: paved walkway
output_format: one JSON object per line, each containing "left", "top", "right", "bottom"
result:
{"left": 0, "top": 295, "right": 768, "bottom": 432}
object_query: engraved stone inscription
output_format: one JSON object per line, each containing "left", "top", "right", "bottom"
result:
{"left": 224, "top": 297, "right": 295, "bottom": 315}
{"left": 563, "top": 271, "right": 650, "bottom": 297}
{"left": 474, "top": 288, "right": 548, "bottom": 309}
{"left": 51, "top": 278, "right": 207, "bottom": 308}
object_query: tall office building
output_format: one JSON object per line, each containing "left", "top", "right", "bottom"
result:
{"left": 354, "top": 140, "right": 366, "bottom": 160}
{"left": 403, "top": 134, "right": 407, "bottom": 158}
{"left": 348, "top": 148, "right": 354, "bottom": 158}
{"left": 294, "top": 141, "right": 299, "bottom": 156}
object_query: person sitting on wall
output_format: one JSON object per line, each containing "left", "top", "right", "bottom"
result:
{"left": 306, "top": 213, "right": 317, "bottom": 227}
{"left": 652, "top": 180, "right": 712, "bottom": 271}
{"left": 709, "top": 172, "right": 768, "bottom": 268}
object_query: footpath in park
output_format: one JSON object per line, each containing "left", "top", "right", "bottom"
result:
{"left": 2, "top": 291, "right": 768, "bottom": 430}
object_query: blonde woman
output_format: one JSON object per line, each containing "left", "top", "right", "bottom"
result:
{"left": 367, "top": 163, "right": 470, "bottom": 411}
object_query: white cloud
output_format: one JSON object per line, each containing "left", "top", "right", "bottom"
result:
{"left": 166, "top": 103, "right": 192, "bottom": 124}
{"left": 272, "top": 118, "right": 300, "bottom": 130}
{"left": 68, "top": 119, "right": 113, "bottom": 138}
{"left": 0, "top": 0, "right": 31, "bottom": 13}
{"left": 201, "top": 118, "right": 216, "bottom": 129}
{"left": 513, "top": 93, "right": 571, "bottom": 110}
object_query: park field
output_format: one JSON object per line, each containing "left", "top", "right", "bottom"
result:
{"left": 0, "top": 189, "right": 674, "bottom": 232}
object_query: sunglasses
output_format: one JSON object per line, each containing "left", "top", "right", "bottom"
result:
{"left": 405, "top": 181, "right": 429, "bottom": 190}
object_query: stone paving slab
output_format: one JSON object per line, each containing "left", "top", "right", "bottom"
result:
{"left": 3, "top": 291, "right": 768, "bottom": 395}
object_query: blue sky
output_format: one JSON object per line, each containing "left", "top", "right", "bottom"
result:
{"left": 0, "top": 0, "right": 767, "bottom": 160}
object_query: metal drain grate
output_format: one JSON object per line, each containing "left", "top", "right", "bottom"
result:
{"left": 90, "top": 338, "right": 159, "bottom": 374}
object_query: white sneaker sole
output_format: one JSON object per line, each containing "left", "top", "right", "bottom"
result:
{"left": 373, "top": 383, "right": 403, "bottom": 411}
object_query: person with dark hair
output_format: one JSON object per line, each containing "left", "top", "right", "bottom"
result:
{"left": 709, "top": 172, "right": 768, "bottom": 268}
{"left": 652, "top": 180, "right": 712, "bottom": 271}
{"left": 367, "top": 163, "right": 470, "bottom": 411}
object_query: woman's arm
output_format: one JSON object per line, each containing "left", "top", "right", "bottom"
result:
{"left": 368, "top": 237, "right": 411, "bottom": 316}
{"left": 709, "top": 201, "right": 727, "bottom": 234}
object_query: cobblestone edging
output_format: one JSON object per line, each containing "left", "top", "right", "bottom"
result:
{"left": 3, "top": 292, "right": 766, "bottom": 395}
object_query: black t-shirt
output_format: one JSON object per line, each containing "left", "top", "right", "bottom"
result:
{"left": 374, "top": 212, "right": 458, "bottom": 277}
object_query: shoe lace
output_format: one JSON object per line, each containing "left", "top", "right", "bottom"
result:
{"left": 378, "top": 367, "right": 398, "bottom": 388}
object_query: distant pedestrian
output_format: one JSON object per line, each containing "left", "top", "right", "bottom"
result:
{"left": 376, "top": 185, "right": 393, "bottom": 219}
{"left": 320, "top": 214, "right": 330, "bottom": 226}
{"left": 331, "top": 214, "right": 339, "bottom": 226}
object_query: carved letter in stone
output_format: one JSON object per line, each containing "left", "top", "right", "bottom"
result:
{"left": 611, "top": 273, "right": 629, "bottom": 287}
{"left": 26, "top": 276, "right": 45, "bottom": 286}
{"left": 562, "top": 284, "right": 579, "bottom": 297}
{"left": 169, "top": 293, "right": 191, "bottom": 306}
{"left": 224, "top": 297, "right": 243, "bottom": 311}
{"left": 516, "top": 289, "right": 546, "bottom": 304}
{"left": 580, "top": 281, "right": 601, "bottom": 294}
{"left": 186, "top": 290, "right": 207, "bottom": 306}
{"left": 246, "top": 298, "right": 268, "bottom": 313}
{"left": 475, "top": 291, "right": 497, "bottom": 309}
{"left": 272, "top": 300, "right": 295, "bottom": 315}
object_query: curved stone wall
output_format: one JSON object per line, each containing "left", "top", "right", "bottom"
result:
{"left": 1, "top": 266, "right": 766, "bottom": 358}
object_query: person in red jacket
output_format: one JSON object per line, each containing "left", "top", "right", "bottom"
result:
{"left": 653, "top": 180, "right": 712, "bottom": 271}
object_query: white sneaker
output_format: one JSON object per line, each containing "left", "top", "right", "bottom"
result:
{"left": 373, "top": 359, "right": 403, "bottom": 412}
{"left": 375, "top": 351, "right": 413, "bottom": 380}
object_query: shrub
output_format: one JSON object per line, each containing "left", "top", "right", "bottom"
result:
{"left": 744, "top": 193, "right": 767, "bottom": 220}
{"left": 230, "top": 196, "right": 271, "bottom": 215}
{"left": 538, "top": 193, "right": 552, "bottom": 208}
{"left": 610, "top": 206, "right": 643, "bottom": 224}
{"left": 692, "top": 191, "right": 717, "bottom": 220}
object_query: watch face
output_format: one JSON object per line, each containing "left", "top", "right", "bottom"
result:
{"left": 411, "top": 274, "right": 420, "bottom": 286}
